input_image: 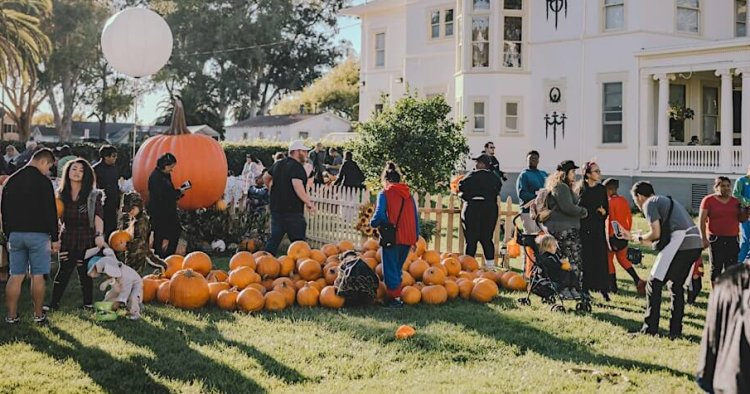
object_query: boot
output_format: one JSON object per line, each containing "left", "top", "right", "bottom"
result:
{"left": 609, "top": 274, "right": 618, "bottom": 294}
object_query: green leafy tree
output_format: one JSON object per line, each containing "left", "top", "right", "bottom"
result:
{"left": 271, "top": 57, "right": 360, "bottom": 120}
{"left": 80, "top": 60, "right": 135, "bottom": 140}
{"left": 0, "top": 0, "right": 51, "bottom": 80}
{"left": 155, "top": 79, "right": 224, "bottom": 138}
{"left": 352, "top": 92, "right": 468, "bottom": 195}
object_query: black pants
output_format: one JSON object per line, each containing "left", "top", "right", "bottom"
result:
{"left": 708, "top": 235, "right": 739, "bottom": 283}
{"left": 153, "top": 219, "right": 181, "bottom": 258}
{"left": 50, "top": 249, "right": 93, "bottom": 308}
{"left": 264, "top": 212, "right": 307, "bottom": 256}
{"left": 103, "top": 202, "right": 119, "bottom": 240}
{"left": 642, "top": 248, "right": 702, "bottom": 336}
{"left": 462, "top": 201, "right": 498, "bottom": 260}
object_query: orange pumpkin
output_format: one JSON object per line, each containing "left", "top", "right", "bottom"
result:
{"left": 376, "top": 281, "right": 386, "bottom": 300}
{"left": 408, "top": 260, "right": 430, "bottom": 281}
{"left": 108, "top": 230, "right": 132, "bottom": 252}
{"left": 500, "top": 272, "right": 518, "bottom": 289}
{"left": 287, "top": 241, "right": 312, "bottom": 261}
{"left": 132, "top": 98, "right": 227, "bottom": 210}
{"left": 228, "top": 267, "right": 259, "bottom": 289}
{"left": 239, "top": 238, "right": 259, "bottom": 253}
{"left": 278, "top": 256, "right": 295, "bottom": 277}
{"left": 237, "top": 288, "right": 265, "bottom": 312}
{"left": 263, "top": 290, "right": 286, "bottom": 311}
{"left": 444, "top": 280, "right": 459, "bottom": 299}
{"left": 274, "top": 282, "right": 296, "bottom": 306}
{"left": 459, "top": 255, "right": 480, "bottom": 272}
{"left": 272, "top": 277, "right": 294, "bottom": 289}
{"left": 247, "top": 283, "right": 267, "bottom": 295}
{"left": 169, "top": 269, "right": 210, "bottom": 309}
{"left": 55, "top": 198, "right": 64, "bottom": 218}
{"left": 422, "top": 250, "right": 441, "bottom": 266}
{"left": 395, "top": 324, "right": 416, "bottom": 339}
{"left": 456, "top": 278, "right": 474, "bottom": 300}
{"left": 506, "top": 239, "right": 521, "bottom": 258}
{"left": 401, "top": 271, "right": 415, "bottom": 287}
{"left": 337, "top": 240, "right": 355, "bottom": 252}
{"left": 229, "top": 252, "right": 256, "bottom": 271}
{"left": 362, "top": 257, "right": 378, "bottom": 271}
{"left": 507, "top": 275, "right": 528, "bottom": 291}
{"left": 362, "top": 238, "right": 379, "bottom": 251}
{"left": 216, "top": 288, "right": 239, "bottom": 311}
{"left": 319, "top": 286, "right": 345, "bottom": 309}
{"left": 415, "top": 236, "right": 427, "bottom": 256}
{"left": 441, "top": 257, "right": 461, "bottom": 277}
{"left": 206, "top": 269, "right": 229, "bottom": 283}
{"left": 293, "top": 279, "right": 307, "bottom": 290}
{"left": 142, "top": 275, "right": 164, "bottom": 303}
{"left": 421, "top": 285, "right": 448, "bottom": 305}
{"left": 215, "top": 199, "right": 228, "bottom": 211}
{"left": 308, "top": 280, "right": 325, "bottom": 292}
{"left": 471, "top": 278, "right": 499, "bottom": 303}
{"left": 253, "top": 250, "right": 271, "bottom": 259}
{"left": 298, "top": 259, "right": 322, "bottom": 281}
{"left": 326, "top": 255, "right": 340, "bottom": 265}
{"left": 375, "top": 264, "right": 383, "bottom": 279}
{"left": 324, "top": 265, "right": 339, "bottom": 285}
{"left": 423, "top": 267, "right": 446, "bottom": 286}
{"left": 256, "top": 256, "right": 280, "bottom": 279}
{"left": 157, "top": 281, "right": 171, "bottom": 303}
{"left": 309, "top": 250, "right": 327, "bottom": 265}
{"left": 320, "top": 244, "right": 340, "bottom": 257}
{"left": 208, "top": 282, "right": 231, "bottom": 305}
{"left": 450, "top": 174, "right": 464, "bottom": 194}
{"left": 261, "top": 278, "right": 275, "bottom": 291}
{"left": 163, "top": 255, "right": 184, "bottom": 278}
{"left": 401, "top": 286, "right": 421, "bottom": 304}
{"left": 182, "top": 251, "right": 212, "bottom": 276}
{"left": 296, "top": 283, "right": 320, "bottom": 307}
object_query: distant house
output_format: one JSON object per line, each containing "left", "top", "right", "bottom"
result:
{"left": 30, "top": 122, "right": 220, "bottom": 144}
{"left": 224, "top": 112, "right": 352, "bottom": 142}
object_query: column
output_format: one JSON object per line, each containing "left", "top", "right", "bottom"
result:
{"left": 716, "top": 69, "right": 734, "bottom": 173}
{"left": 639, "top": 73, "right": 654, "bottom": 170}
{"left": 654, "top": 73, "right": 674, "bottom": 171}
{"left": 738, "top": 67, "right": 750, "bottom": 171}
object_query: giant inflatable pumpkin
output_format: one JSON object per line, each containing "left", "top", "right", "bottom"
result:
{"left": 132, "top": 98, "right": 227, "bottom": 210}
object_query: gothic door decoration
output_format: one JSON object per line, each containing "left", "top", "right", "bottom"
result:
{"left": 544, "top": 79, "right": 567, "bottom": 149}
{"left": 546, "top": 0, "right": 568, "bottom": 30}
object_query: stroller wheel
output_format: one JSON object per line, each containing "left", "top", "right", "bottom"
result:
{"left": 583, "top": 303, "right": 592, "bottom": 313}
{"left": 575, "top": 303, "right": 583, "bottom": 311}
{"left": 517, "top": 297, "right": 531, "bottom": 306}
{"left": 550, "top": 304, "right": 565, "bottom": 313}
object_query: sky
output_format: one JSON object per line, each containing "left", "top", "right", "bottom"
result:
{"left": 58, "top": 5, "right": 363, "bottom": 126}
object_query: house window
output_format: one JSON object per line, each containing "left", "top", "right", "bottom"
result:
{"left": 374, "top": 32, "right": 385, "bottom": 67}
{"left": 242, "top": 132, "right": 248, "bottom": 140}
{"left": 604, "top": 0, "right": 625, "bottom": 31}
{"left": 430, "top": 9, "right": 455, "bottom": 39}
{"left": 500, "top": 1, "right": 524, "bottom": 69}
{"left": 602, "top": 82, "right": 623, "bottom": 143}
{"left": 669, "top": 84, "right": 687, "bottom": 143}
{"left": 471, "top": 17, "right": 490, "bottom": 68}
{"left": 298, "top": 131, "right": 309, "bottom": 139}
{"left": 737, "top": 0, "right": 747, "bottom": 37}
{"left": 702, "top": 86, "right": 718, "bottom": 144}
{"left": 503, "top": 100, "right": 520, "bottom": 133}
{"left": 676, "top": 0, "right": 699, "bottom": 34}
{"left": 374, "top": 104, "right": 384, "bottom": 115}
{"left": 473, "top": 0, "right": 490, "bottom": 11}
{"left": 473, "top": 101, "right": 486, "bottom": 132}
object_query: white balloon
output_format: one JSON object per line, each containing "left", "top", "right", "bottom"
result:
{"left": 101, "top": 8, "right": 173, "bottom": 78}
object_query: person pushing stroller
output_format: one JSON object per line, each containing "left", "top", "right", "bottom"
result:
{"left": 537, "top": 234, "right": 582, "bottom": 299}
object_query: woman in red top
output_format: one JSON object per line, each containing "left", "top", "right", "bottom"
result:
{"left": 699, "top": 176, "right": 741, "bottom": 283}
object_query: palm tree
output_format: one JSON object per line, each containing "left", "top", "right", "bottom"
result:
{"left": 0, "top": 0, "right": 52, "bottom": 80}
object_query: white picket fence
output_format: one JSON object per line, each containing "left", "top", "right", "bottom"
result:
{"left": 304, "top": 184, "right": 518, "bottom": 265}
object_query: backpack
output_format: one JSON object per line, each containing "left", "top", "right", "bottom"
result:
{"left": 529, "top": 188, "right": 552, "bottom": 223}
{"left": 334, "top": 256, "right": 379, "bottom": 306}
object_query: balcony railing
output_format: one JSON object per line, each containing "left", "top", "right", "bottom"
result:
{"left": 645, "top": 146, "right": 743, "bottom": 173}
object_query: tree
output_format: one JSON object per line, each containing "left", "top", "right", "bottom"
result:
{"left": 155, "top": 79, "right": 223, "bottom": 138}
{"left": 41, "top": 0, "right": 109, "bottom": 141}
{"left": 146, "top": 0, "right": 345, "bottom": 125}
{"left": 1, "top": 72, "right": 46, "bottom": 139}
{"left": 271, "top": 57, "right": 360, "bottom": 120}
{"left": 351, "top": 92, "right": 468, "bottom": 195}
{"left": 80, "top": 59, "right": 134, "bottom": 139}
{"left": 0, "top": 0, "right": 51, "bottom": 80}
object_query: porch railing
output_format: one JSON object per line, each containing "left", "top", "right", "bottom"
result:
{"left": 645, "top": 146, "right": 742, "bottom": 173}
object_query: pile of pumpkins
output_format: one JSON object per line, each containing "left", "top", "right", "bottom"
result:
{"left": 141, "top": 237, "right": 528, "bottom": 313}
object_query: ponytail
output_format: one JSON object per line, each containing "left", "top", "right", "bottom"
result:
{"left": 381, "top": 161, "right": 402, "bottom": 183}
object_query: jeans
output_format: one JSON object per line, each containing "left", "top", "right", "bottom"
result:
{"left": 709, "top": 235, "right": 739, "bottom": 282}
{"left": 642, "top": 248, "right": 702, "bottom": 336}
{"left": 381, "top": 245, "right": 409, "bottom": 294}
{"left": 50, "top": 249, "right": 93, "bottom": 307}
{"left": 8, "top": 232, "right": 51, "bottom": 276}
{"left": 264, "top": 212, "right": 307, "bottom": 256}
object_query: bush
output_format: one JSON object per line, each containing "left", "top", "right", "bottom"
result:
{"left": 351, "top": 92, "right": 468, "bottom": 194}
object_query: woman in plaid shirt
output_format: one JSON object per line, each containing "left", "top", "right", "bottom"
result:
{"left": 46, "top": 159, "right": 105, "bottom": 311}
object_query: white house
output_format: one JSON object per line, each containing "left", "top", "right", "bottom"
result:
{"left": 343, "top": 0, "right": 750, "bottom": 210}
{"left": 224, "top": 112, "right": 352, "bottom": 143}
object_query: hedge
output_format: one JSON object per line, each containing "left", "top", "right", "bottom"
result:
{"left": 2, "top": 139, "right": 352, "bottom": 178}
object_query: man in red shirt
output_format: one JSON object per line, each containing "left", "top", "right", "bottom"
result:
{"left": 603, "top": 179, "right": 646, "bottom": 296}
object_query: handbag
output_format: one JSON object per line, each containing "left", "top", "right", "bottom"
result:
{"left": 627, "top": 247, "right": 643, "bottom": 265}
{"left": 609, "top": 236, "right": 628, "bottom": 252}
{"left": 378, "top": 197, "right": 405, "bottom": 248}
{"left": 654, "top": 196, "right": 674, "bottom": 252}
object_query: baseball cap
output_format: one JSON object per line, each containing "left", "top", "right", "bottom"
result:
{"left": 473, "top": 154, "right": 493, "bottom": 167}
{"left": 289, "top": 140, "right": 310, "bottom": 152}
{"left": 557, "top": 160, "right": 579, "bottom": 173}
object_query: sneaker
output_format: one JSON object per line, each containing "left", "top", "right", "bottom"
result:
{"left": 636, "top": 280, "right": 647, "bottom": 296}
{"left": 384, "top": 298, "right": 404, "bottom": 308}
{"left": 33, "top": 313, "right": 48, "bottom": 325}
{"left": 82, "top": 304, "right": 94, "bottom": 312}
{"left": 5, "top": 316, "right": 20, "bottom": 325}
{"left": 42, "top": 304, "right": 58, "bottom": 313}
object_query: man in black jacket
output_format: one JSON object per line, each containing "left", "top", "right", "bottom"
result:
{"left": 333, "top": 151, "right": 365, "bottom": 189}
{"left": 93, "top": 145, "right": 119, "bottom": 239}
{"left": 2, "top": 148, "right": 59, "bottom": 324}
{"left": 458, "top": 154, "right": 502, "bottom": 270}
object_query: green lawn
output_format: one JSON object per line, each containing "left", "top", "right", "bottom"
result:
{"left": 0, "top": 246, "right": 707, "bottom": 393}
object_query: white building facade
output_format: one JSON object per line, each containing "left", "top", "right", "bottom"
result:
{"left": 225, "top": 112, "right": 352, "bottom": 143}
{"left": 344, "top": 0, "right": 750, "bottom": 210}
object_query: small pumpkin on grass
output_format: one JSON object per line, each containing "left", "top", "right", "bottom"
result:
{"left": 237, "top": 288, "right": 265, "bottom": 312}
{"left": 216, "top": 288, "right": 240, "bottom": 311}
{"left": 169, "top": 269, "right": 210, "bottom": 309}
{"left": 297, "top": 283, "right": 320, "bottom": 307}
{"left": 395, "top": 325, "right": 416, "bottom": 340}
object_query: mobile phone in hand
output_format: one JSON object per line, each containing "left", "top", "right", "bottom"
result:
{"left": 180, "top": 180, "right": 192, "bottom": 191}
{"left": 612, "top": 221, "right": 622, "bottom": 237}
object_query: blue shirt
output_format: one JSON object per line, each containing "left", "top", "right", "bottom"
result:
{"left": 516, "top": 168, "right": 548, "bottom": 212}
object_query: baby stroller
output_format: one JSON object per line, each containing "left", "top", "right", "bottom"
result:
{"left": 512, "top": 214, "right": 592, "bottom": 313}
